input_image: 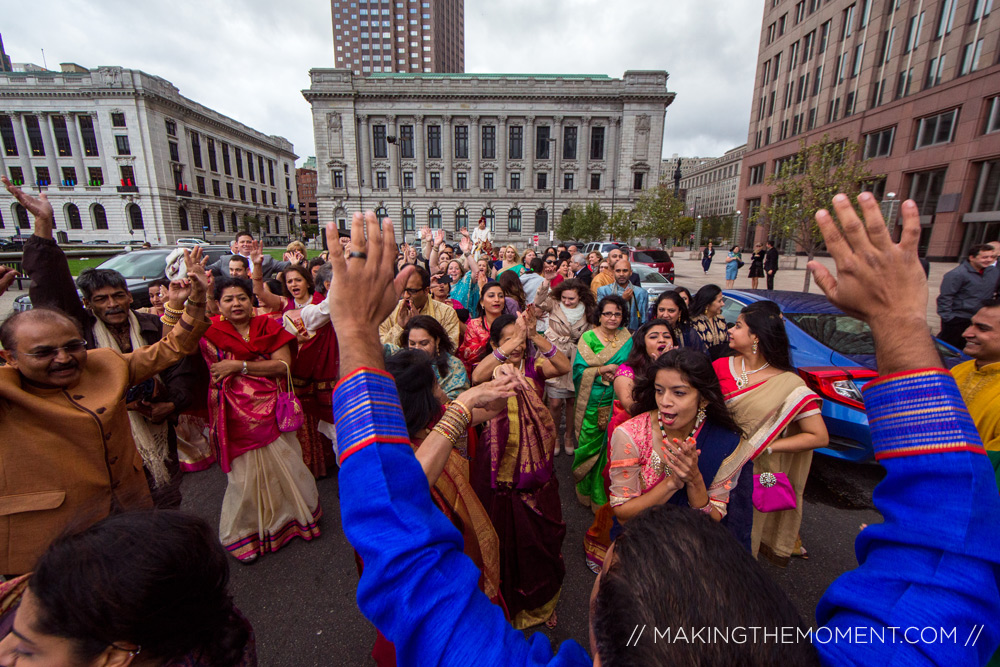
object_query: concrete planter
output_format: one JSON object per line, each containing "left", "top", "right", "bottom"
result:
{"left": 779, "top": 256, "right": 798, "bottom": 270}
{"left": 688, "top": 251, "right": 702, "bottom": 260}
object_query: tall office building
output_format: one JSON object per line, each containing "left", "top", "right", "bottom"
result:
{"left": 0, "top": 34, "right": 12, "bottom": 73}
{"left": 738, "top": 0, "right": 1000, "bottom": 260}
{"left": 331, "top": 0, "right": 464, "bottom": 75}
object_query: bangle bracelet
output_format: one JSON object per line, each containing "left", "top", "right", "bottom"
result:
{"left": 163, "top": 303, "right": 183, "bottom": 314}
{"left": 451, "top": 399, "right": 473, "bottom": 422}
{"left": 695, "top": 500, "right": 715, "bottom": 514}
{"left": 493, "top": 348, "right": 508, "bottom": 362}
{"left": 186, "top": 299, "right": 206, "bottom": 306}
{"left": 542, "top": 344, "right": 558, "bottom": 359}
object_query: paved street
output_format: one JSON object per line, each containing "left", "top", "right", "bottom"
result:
{"left": 0, "top": 253, "right": 956, "bottom": 665}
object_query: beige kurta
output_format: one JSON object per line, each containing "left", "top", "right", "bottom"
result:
{"left": 0, "top": 307, "right": 209, "bottom": 574}
{"left": 378, "top": 297, "right": 461, "bottom": 349}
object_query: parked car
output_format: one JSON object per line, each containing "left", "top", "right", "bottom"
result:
{"left": 12, "top": 245, "right": 231, "bottom": 312}
{"left": 176, "top": 238, "right": 210, "bottom": 247}
{"left": 628, "top": 248, "right": 675, "bottom": 282}
{"left": 0, "top": 237, "right": 26, "bottom": 252}
{"left": 721, "top": 290, "right": 966, "bottom": 463}
{"left": 581, "top": 241, "right": 628, "bottom": 258}
{"left": 630, "top": 263, "right": 673, "bottom": 304}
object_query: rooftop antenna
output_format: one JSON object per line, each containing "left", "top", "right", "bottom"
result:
{"left": 41, "top": 48, "right": 47, "bottom": 69}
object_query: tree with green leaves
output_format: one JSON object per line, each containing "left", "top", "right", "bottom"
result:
{"left": 606, "top": 209, "right": 635, "bottom": 245}
{"left": 575, "top": 202, "right": 608, "bottom": 242}
{"left": 555, "top": 204, "right": 582, "bottom": 241}
{"left": 242, "top": 213, "right": 261, "bottom": 236}
{"left": 758, "top": 134, "right": 878, "bottom": 291}
{"left": 633, "top": 184, "right": 687, "bottom": 246}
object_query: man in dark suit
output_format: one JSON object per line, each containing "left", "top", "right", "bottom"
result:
{"left": 570, "top": 253, "right": 592, "bottom": 286}
{"left": 207, "top": 231, "right": 290, "bottom": 279}
{"left": 764, "top": 239, "right": 779, "bottom": 290}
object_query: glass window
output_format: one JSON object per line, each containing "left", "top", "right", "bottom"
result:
{"left": 510, "top": 172, "right": 521, "bottom": 190}
{"left": 456, "top": 172, "right": 468, "bottom": 190}
{"left": 454, "top": 125, "right": 468, "bottom": 159}
{"left": 914, "top": 109, "right": 958, "bottom": 148}
{"left": 429, "top": 171, "right": 441, "bottom": 189}
{"left": 481, "top": 125, "right": 495, "bottom": 159}
{"left": 115, "top": 135, "right": 131, "bottom": 156}
{"left": 24, "top": 115, "right": 44, "bottom": 156}
{"left": 590, "top": 173, "right": 601, "bottom": 190}
{"left": 455, "top": 208, "right": 468, "bottom": 231}
{"left": 403, "top": 208, "right": 415, "bottom": 231}
{"left": 590, "top": 126, "right": 605, "bottom": 160}
{"left": 0, "top": 116, "right": 18, "bottom": 156}
{"left": 191, "top": 132, "right": 202, "bottom": 169}
{"left": 79, "top": 115, "right": 99, "bottom": 157}
{"left": 534, "top": 209, "right": 548, "bottom": 233}
{"left": 92, "top": 204, "right": 108, "bottom": 230}
{"left": 51, "top": 116, "right": 71, "bottom": 157}
{"left": 373, "top": 124, "right": 388, "bottom": 158}
{"left": 508, "top": 125, "right": 523, "bottom": 159}
{"left": 536, "top": 126, "right": 551, "bottom": 159}
{"left": 564, "top": 173, "right": 575, "bottom": 190}
{"left": 508, "top": 208, "right": 521, "bottom": 232}
{"left": 400, "top": 124, "right": 414, "bottom": 158}
{"left": 427, "top": 125, "right": 441, "bottom": 158}
{"left": 429, "top": 207, "right": 442, "bottom": 228}
{"left": 863, "top": 127, "right": 895, "bottom": 158}
{"left": 483, "top": 172, "right": 494, "bottom": 190}
{"left": 908, "top": 167, "right": 947, "bottom": 214}
{"left": 563, "top": 126, "right": 577, "bottom": 159}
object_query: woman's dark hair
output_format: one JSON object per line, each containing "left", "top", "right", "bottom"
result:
{"left": 400, "top": 314, "right": 454, "bottom": 377}
{"left": 674, "top": 286, "right": 693, "bottom": 305}
{"left": 596, "top": 294, "right": 628, "bottom": 328}
{"left": 653, "top": 291, "right": 691, "bottom": 325}
{"left": 551, "top": 278, "right": 597, "bottom": 321}
{"left": 476, "top": 280, "right": 506, "bottom": 317}
{"left": 265, "top": 278, "right": 283, "bottom": 298}
{"left": 622, "top": 319, "right": 674, "bottom": 381}
{"left": 479, "top": 313, "right": 524, "bottom": 362}
{"left": 497, "top": 270, "right": 526, "bottom": 310}
{"left": 730, "top": 245, "right": 740, "bottom": 253}
{"left": 631, "top": 349, "right": 743, "bottom": 436}
{"left": 282, "top": 265, "right": 315, "bottom": 299}
{"left": 385, "top": 348, "right": 443, "bottom": 438}
{"left": 690, "top": 284, "right": 723, "bottom": 318}
{"left": 30, "top": 511, "right": 248, "bottom": 666}
{"left": 148, "top": 278, "right": 171, "bottom": 291}
{"left": 214, "top": 276, "right": 253, "bottom": 302}
{"left": 740, "top": 300, "right": 793, "bottom": 371}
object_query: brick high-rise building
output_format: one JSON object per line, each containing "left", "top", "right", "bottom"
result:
{"left": 738, "top": 0, "right": 1000, "bottom": 260}
{"left": 296, "top": 163, "right": 319, "bottom": 232}
{"left": 331, "top": 0, "right": 464, "bottom": 75}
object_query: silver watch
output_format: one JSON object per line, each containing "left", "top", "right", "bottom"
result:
{"left": 241, "top": 361, "right": 248, "bottom": 375}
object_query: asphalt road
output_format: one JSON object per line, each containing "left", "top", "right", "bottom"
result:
{"left": 180, "top": 448, "right": 884, "bottom": 666}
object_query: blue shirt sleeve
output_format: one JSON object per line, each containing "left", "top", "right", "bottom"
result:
{"left": 332, "top": 369, "right": 592, "bottom": 667}
{"left": 815, "top": 369, "right": 1000, "bottom": 666}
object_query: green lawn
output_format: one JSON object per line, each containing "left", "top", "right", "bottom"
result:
{"left": 263, "top": 249, "right": 326, "bottom": 261}
{"left": 66, "top": 257, "right": 113, "bottom": 275}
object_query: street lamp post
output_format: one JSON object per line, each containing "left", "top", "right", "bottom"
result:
{"left": 881, "top": 192, "right": 899, "bottom": 239}
{"left": 386, "top": 135, "right": 405, "bottom": 244}
{"left": 548, "top": 137, "right": 557, "bottom": 244}
{"left": 733, "top": 209, "right": 742, "bottom": 247}
{"left": 691, "top": 196, "right": 702, "bottom": 249}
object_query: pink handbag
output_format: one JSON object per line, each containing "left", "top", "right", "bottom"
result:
{"left": 752, "top": 471, "right": 797, "bottom": 512}
{"left": 276, "top": 361, "right": 305, "bottom": 433}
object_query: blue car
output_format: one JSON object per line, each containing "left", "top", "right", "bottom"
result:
{"left": 721, "top": 290, "right": 967, "bottom": 463}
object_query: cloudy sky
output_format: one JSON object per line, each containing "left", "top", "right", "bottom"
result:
{"left": 3, "top": 0, "right": 762, "bottom": 164}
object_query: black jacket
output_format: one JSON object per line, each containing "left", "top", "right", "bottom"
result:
{"left": 764, "top": 247, "right": 780, "bottom": 273}
{"left": 575, "top": 266, "right": 593, "bottom": 286}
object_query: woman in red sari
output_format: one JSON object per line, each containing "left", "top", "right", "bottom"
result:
{"left": 457, "top": 281, "right": 507, "bottom": 374}
{"left": 200, "top": 277, "right": 322, "bottom": 563}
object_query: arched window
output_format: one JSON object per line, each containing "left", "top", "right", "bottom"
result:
{"left": 454, "top": 208, "right": 468, "bottom": 231}
{"left": 217, "top": 211, "right": 225, "bottom": 232}
{"left": 482, "top": 208, "right": 495, "bottom": 232}
{"left": 428, "top": 207, "right": 442, "bottom": 229}
{"left": 127, "top": 204, "right": 143, "bottom": 230}
{"left": 264, "top": 216, "right": 271, "bottom": 234}
{"left": 178, "top": 207, "right": 189, "bottom": 231}
{"left": 508, "top": 208, "right": 522, "bottom": 232}
{"left": 230, "top": 211, "right": 238, "bottom": 232}
{"left": 92, "top": 204, "right": 108, "bottom": 230}
{"left": 202, "top": 209, "right": 210, "bottom": 233}
{"left": 375, "top": 207, "right": 388, "bottom": 226}
{"left": 15, "top": 203, "right": 29, "bottom": 229}
{"left": 0, "top": 209, "right": 4, "bottom": 229}
{"left": 66, "top": 204, "right": 82, "bottom": 230}
{"left": 274, "top": 217, "right": 281, "bottom": 234}
{"left": 534, "top": 209, "right": 548, "bottom": 233}
{"left": 402, "top": 208, "right": 415, "bottom": 231}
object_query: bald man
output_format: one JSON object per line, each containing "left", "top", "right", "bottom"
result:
{"left": 596, "top": 259, "right": 649, "bottom": 331}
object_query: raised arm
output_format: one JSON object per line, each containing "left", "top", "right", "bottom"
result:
{"left": 326, "top": 213, "right": 590, "bottom": 666}
{"left": 250, "top": 240, "right": 284, "bottom": 312}
{"left": 809, "top": 193, "right": 1000, "bottom": 665}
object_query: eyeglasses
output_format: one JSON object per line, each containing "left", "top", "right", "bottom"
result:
{"left": 18, "top": 339, "right": 88, "bottom": 360}
{"left": 600, "top": 311, "right": 622, "bottom": 318}
{"left": 402, "top": 287, "right": 426, "bottom": 295}
{"left": 544, "top": 260, "right": 557, "bottom": 265}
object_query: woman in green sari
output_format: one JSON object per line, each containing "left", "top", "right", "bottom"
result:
{"left": 572, "top": 294, "right": 633, "bottom": 511}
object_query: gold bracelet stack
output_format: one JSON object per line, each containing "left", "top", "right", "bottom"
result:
{"left": 431, "top": 401, "right": 472, "bottom": 445}
{"left": 161, "top": 303, "right": 184, "bottom": 327}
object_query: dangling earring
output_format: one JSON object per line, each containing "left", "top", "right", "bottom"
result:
{"left": 220, "top": 314, "right": 227, "bottom": 321}
{"left": 696, "top": 405, "right": 707, "bottom": 428}
{"left": 752, "top": 339, "right": 759, "bottom": 355}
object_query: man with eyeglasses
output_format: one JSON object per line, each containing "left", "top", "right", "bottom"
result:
{"left": 378, "top": 265, "right": 460, "bottom": 348}
{"left": 0, "top": 179, "right": 211, "bottom": 576}
{"left": 596, "top": 259, "right": 648, "bottom": 331}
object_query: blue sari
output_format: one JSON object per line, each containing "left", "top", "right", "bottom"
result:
{"left": 450, "top": 271, "right": 479, "bottom": 314}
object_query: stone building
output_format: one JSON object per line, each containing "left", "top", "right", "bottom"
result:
{"left": 738, "top": 0, "right": 1000, "bottom": 259}
{"left": 303, "top": 70, "right": 674, "bottom": 245}
{"left": 297, "top": 163, "right": 319, "bottom": 231}
{"left": 0, "top": 64, "right": 297, "bottom": 244}
{"left": 331, "top": 0, "right": 464, "bottom": 75}
{"left": 678, "top": 144, "right": 748, "bottom": 239}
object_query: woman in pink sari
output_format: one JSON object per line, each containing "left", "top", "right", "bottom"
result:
{"left": 201, "top": 277, "right": 322, "bottom": 562}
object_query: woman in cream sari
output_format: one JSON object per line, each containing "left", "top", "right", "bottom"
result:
{"left": 572, "top": 295, "right": 633, "bottom": 512}
{"left": 713, "top": 301, "right": 828, "bottom": 566}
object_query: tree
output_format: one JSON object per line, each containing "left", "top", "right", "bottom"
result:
{"left": 606, "top": 209, "right": 635, "bottom": 245}
{"left": 758, "top": 134, "right": 878, "bottom": 291}
{"left": 555, "top": 204, "right": 582, "bottom": 241}
{"left": 702, "top": 214, "right": 734, "bottom": 244}
{"left": 242, "top": 213, "right": 261, "bottom": 236}
{"left": 633, "top": 184, "right": 686, "bottom": 246}
{"left": 301, "top": 223, "right": 320, "bottom": 240}
{"left": 575, "top": 202, "right": 608, "bottom": 242}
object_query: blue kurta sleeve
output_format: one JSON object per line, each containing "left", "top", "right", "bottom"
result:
{"left": 815, "top": 369, "right": 1000, "bottom": 666}
{"left": 333, "top": 369, "right": 591, "bottom": 667}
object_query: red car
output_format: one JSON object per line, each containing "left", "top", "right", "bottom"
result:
{"left": 628, "top": 248, "right": 675, "bottom": 283}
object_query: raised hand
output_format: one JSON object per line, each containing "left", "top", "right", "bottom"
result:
{"left": 0, "top": 266, "right": 17, "bottom": 298}
{"left": 2, "top": 176, "right": 54, "bottom": 240}
{"left": 460, "top": 373, "right": 519, "bottom": 409}
{"left": 396, "top": 298, "right": 416, "bottom": 328}
{"left": 491, "top": 362, "right": 534, "bottom": 393}
{"left": 458, "top": 229, "right": 472, "bottom": 254}
{"left": 249, "top": 240, "right": 265, "bottom": 267}
{"left": 523, "top": 304, "right": 537, "bottom": 333}
{"left": 433, "top": 229, "right": 445, "bottom": 246}
{"left": 165, "top": 279, "right": 192, "bottom": 307}
{"left": 183, "top": 247, "right": 209, "bottom": 300}
{"left": 419, "top": 227, "right": 430, "bottom": 242}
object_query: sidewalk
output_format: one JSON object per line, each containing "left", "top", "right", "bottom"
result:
{"left": 668, "top": 252, "right": 958, "bottom": 331}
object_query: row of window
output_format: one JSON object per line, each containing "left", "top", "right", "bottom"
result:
{"left": 335, "top": 167, "right": 626, "bottom": 192}
{"left": 176, "top": 207, "right": 283, "bottom": 235}
{"left": 183, "top": 127, "right": 278, "bottom": 189}
{"left": 0, "top": 201, "right": 134, "bottom": 232}
{"left": 6, "top": 164, "right": 130, "bottom": 189}
{"left": 362, "top": 206, "right": 553, "bottom": 234}
{"left": 0, "top": 114, "right": 102, "bottom": 159}
{"left": 173, "top": 169, "right": 284, "bottom": 206}
{"left": 369, "top": 123, "right": 606, "bottom": 162}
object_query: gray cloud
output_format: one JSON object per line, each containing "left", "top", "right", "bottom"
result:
{"left": 2, "top": 0, "right": 761, "bottom": 163}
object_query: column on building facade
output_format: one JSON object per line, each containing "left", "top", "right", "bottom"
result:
{"left": 552, "top": 115, "right": 563, "bottom": 204}
{"left": 497, "top": 115, "right": 507, "bottom": 192}
{"left": 40, "top": 114, "right": 61, "bottom": 185}
{"left": 442, "top": 115, "right": 453, "bottom": 190}
{"left": 415, "top": 115, "right": 426, "bottom": 192}
{"left": 9, "top": 113, "right": 31, "bottom": 181}
{"left": 606, "top": 117, "right": 618, "bottom": 197}
{"left": 65, "top": 112, "right": 86, "bottom": 183}
{"left": 469, "top": 115, "right": 480, "bottom": 193}
{"left": 525, "top": 116, "right": 535, "bottom": 193}
{"left": 580, "top": 117, "right": 591, "bottom": 193}
{"left": 389, "top": 115, "right": 399, "bottom": 189}
{"left": 358, "top": 114, "right": 371, "bottom": 191}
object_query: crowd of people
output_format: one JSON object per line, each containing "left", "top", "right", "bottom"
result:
{"left": 0, "top": 178, "right": 998, "bottom": 666}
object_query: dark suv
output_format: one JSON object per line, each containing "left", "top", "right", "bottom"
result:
{"left": 628, "top": 248, "right": 675, "bottom": 283}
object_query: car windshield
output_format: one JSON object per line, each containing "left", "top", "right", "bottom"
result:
{"left": 633, "top": 250, "right": 669, "bottom": 263}
{"left": 633, "top": 266, "right": 668, "bottom": 283}
{"left": 786, "top": 312, "right": 963, "bottom": 362}
{"left": 97, "top": 252, "right": 168, "bottom": 279}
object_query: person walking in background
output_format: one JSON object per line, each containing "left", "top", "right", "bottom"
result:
{"left": 748, "top": 243, "right": 766, "bottom": 289}
{"left": 936, "top": 243, "right": 998, "bottom": 350}
{"left": 764, "top": 239, "right": 779, "bottom": 290}
{"left": 701, "top": 241, "right": 715, "bottom": 274}
{"left": 724, "top": 245, "right": 743, "bottom": 289}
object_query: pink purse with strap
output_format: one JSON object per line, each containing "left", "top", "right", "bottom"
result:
{"left": 752, "top": 471, "right": 797, "bottom": 512}
{"left": 275, "top": 360, "right": 305, "bottom": 433}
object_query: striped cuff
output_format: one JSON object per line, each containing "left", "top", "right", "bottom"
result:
{"left": 862, "top": 368, "right": 985, "bottom": 460}
{"left": 332, "top": 368, "right": 411, "bottom": 464}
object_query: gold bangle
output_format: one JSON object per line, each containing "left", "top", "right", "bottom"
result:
{"left": 185, "top": 299, "right": 206, "bottom": 306}
{"left": 451, "top": 399, "right": 473, "bottom": 422}
{"left": 163, "top": 304, "right": 184, "bottom": 315}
